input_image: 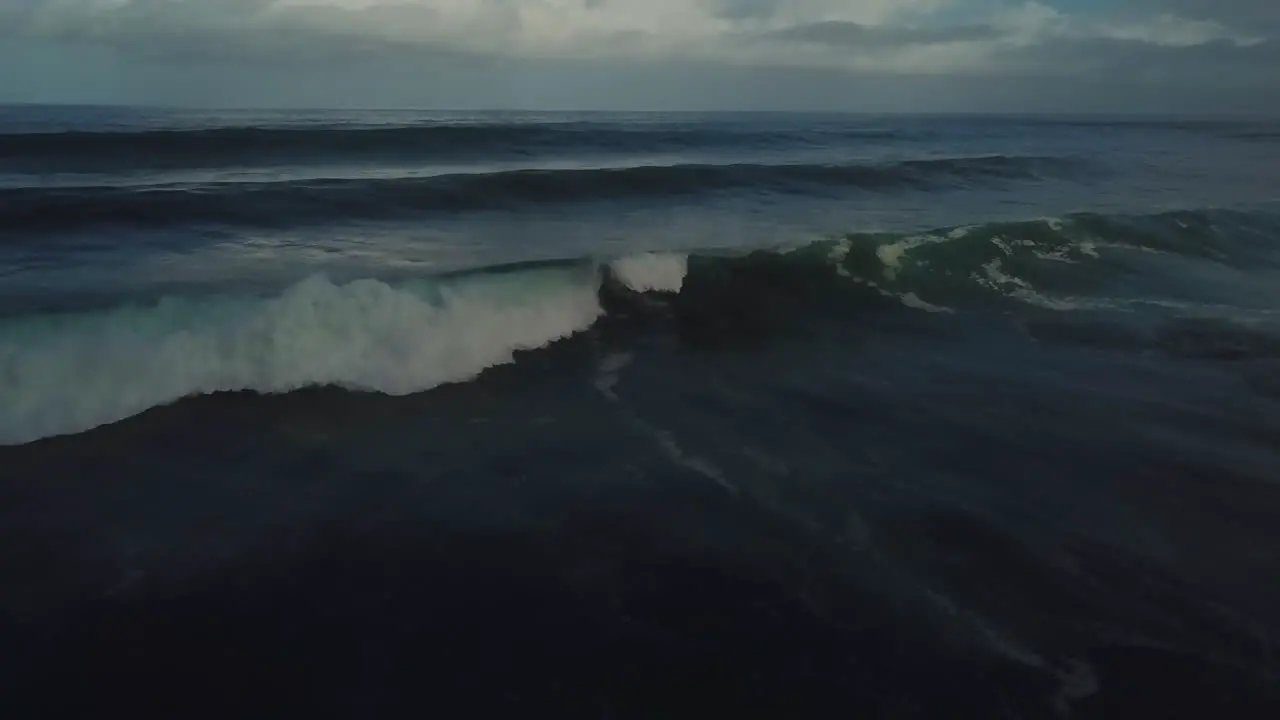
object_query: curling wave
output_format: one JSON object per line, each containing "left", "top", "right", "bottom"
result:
{"left": 0, "top": 255, "right": 694, "bottom": 445}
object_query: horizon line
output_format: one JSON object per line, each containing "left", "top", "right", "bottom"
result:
{"left": 2, "top": 101, "right": 1278, "bottom": 121}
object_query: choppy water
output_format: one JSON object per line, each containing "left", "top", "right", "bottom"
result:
{"left": 3, "top": 106, "right": 1280, "bottom": 718}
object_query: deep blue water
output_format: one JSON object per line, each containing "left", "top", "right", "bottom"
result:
{"left": 2, "top": 106, "right": 1280, "bottom": 718}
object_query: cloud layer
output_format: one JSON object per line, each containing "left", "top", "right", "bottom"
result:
{"left": 1, "top": 1, "right": 1276, "bottom": 110}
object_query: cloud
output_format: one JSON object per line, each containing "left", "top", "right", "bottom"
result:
{"left": 5, "top": 1, "right": 1269, "bottom": 60}
{"left": 1128, "top": 0, "right": 1280, "bottom": 28}
{"left": 736, "top": 2, "right": 1269, "bottom": 77}
{"left": 0, "top": 1, "right": 1276, "bottom": 109}
{"left": 0, "top": 1, "right": 964, "bottom": 61}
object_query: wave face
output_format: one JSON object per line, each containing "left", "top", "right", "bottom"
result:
{"left": 0, "top": 155, "right": 1077, "bottom": 234}
{"left": 0, "top": 122, "right": 908, "bottom": 172}
{"left": 3, "top": 208, "right": 1277, "bottom": 446}
{"left": 794, "top": 208, "right": 1280, "bottom": 314}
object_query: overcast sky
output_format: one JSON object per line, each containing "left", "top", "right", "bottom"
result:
{"left": 1, "top": 0, "right": 1277, "bottom": 112}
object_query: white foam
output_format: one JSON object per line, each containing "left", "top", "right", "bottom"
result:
{"left": 897, "top": 292, "right": 955, "bottom": 314}
{"left": 0, "top": 269, "right": 604, "bottom": 445}
{"left": 828, "top": 238, "right": 853, "bottom": 277}
{"left": 975, "top": 259, "right": 1085, "bottom": 311}
{"left": 980, "top": 258, "right": 1031, "bottom": 290}
{"left": 609, "top": 253, "right": 687, "bottom": 293}
{"left": 593, "top": 351, "right": 634, "bottom": 401}
{"left": 652, "top": 429, "right": 736, "bottom": 494}
{"left": 1032, "top": 247, "right": 1080, "bottom": 264}
{"left": 828, "top": 238, "right": 852, "bottom": 263}
{"left": 876, "top": 234, "right": 949, "bottom": 281}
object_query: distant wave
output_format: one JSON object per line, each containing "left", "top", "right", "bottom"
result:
{"left": 3, "top": 208, "right": 1277, "bottom": 445}
{"left": 0, "top": 122, "right": 907, "bottom": 172}
{"left": 0, "top": 155, "right": 1080, "bottom": 234}
{"left": 1228, "top": 131, "right": 1280, "bottom": 142}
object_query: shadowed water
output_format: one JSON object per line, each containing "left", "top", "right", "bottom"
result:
{"left": 2, "top": 107, "right": 1280, "bottom": 718}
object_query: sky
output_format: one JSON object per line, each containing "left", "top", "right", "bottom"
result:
{"left": 0, "top": 0, "right": 1277, "bottom": 112}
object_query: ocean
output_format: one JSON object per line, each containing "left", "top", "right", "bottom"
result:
{"left": 2, "top": 105, "right": 1280, "bottom": 718}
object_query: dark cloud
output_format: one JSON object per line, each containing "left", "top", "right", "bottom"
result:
{"left": 762, "top": 20, "right": 1001, "bottom": 47}
{"left": 0, "top": 0, "right": 468, "bottom": 64}
{"left": 1139, "top": 0, "right": 1280, "bottom": 23}
{"left": 1115, "top": 0, "right": 1280, "bottom": 39}
{"left": 712, "top": 0, "right": 783, "bottom": 21}
{"left": 1001, "top": 35, "right": 1280, "bottom": 87}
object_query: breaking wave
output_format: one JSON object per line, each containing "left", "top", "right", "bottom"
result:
{"left": 2, "top": 208, "right": 1276, "bottom": 445}
{"left": 0, "top": 265, "right": 606, "bottom": 445}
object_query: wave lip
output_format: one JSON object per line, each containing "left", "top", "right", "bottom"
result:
{"left": 0, "top": 155, "right": 1079, "bottom": 234}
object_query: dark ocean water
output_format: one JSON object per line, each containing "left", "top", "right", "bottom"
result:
{"left": 3, "top": 105, "right": 1280, "bottom": 718}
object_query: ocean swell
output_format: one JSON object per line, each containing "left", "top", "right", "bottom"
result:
{"left": 0, "top": 122, "right": 909, "bottom": 172}
{"left": 0, "top": 155, "right": 1078, "bottom": 234}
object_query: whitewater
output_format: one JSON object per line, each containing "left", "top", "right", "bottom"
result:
{"left": 0, "top": 255, "right": 690, "bottom": 445}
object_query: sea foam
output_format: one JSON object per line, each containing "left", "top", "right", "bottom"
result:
{"left": 609, "top": 253, "right": 688, "bottom": 293}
